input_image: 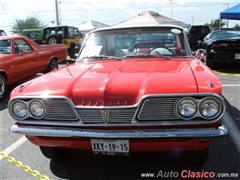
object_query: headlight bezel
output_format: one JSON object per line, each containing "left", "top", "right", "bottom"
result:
{"left": 10, "top": 100, "right": 28, "bottom": 120}
{"left": 29, "top": 99, "right": 47, "bottom": 119}
{"left": 199, "top": 97, "right": 222, "bottom": 119}
{"left": 175, "top": 97, "right": 198, "bottom": 120}
{"left": 9, "top": 99, "right": 46, "bottom": 120}
{"left": 175, "top": 96, "right": 223, "bottom": 121}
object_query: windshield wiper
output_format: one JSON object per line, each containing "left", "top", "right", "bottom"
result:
{"left": 124, "top": 54, "right": 171, "bottom": 60}
{"left": 81, "top": 55, "right": 121, "bottom": 61}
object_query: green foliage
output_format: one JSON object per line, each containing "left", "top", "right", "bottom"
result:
{"left": 233, "top": 23, "right": 240, "bottom": 30}
{"left": 204, "top": 18, "right": 226, "bottom": 29}
{"left": 10, "top": 15, "right": 44, "bottom": 35}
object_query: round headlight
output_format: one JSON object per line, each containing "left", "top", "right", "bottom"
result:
{"left": 199, "top": 97, "right": 221, "bottom": 119}
{"left": 11, "top": 100, "right": 28, "bottom": 120}
{"left": 29, "top": 100, "right": 46, "bottom": 119}
{"left": 176, "top": 98, "right": 197, "bottom": 120}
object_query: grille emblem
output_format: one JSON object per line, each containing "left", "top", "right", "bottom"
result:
{"left": 100, "top": 109, "right": 108, "bottom": 122}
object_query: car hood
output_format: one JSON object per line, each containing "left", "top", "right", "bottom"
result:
{"left": 11, "top": 59, "right": 222, "bottom": 105}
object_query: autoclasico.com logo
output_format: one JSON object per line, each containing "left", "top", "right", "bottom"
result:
{"left": 141, "top": 170, "right": 239, "bottom": 179}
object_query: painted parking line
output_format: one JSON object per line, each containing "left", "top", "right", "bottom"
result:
{"left": 222, "top": 84, "right": 240, "bottom": 87}
{"left": 222, "top": 112, "right": 240, "bottom": 153}
{"left": 0, "top": 136, "right": 27, "bottom": 160}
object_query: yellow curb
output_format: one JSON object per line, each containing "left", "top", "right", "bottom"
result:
{"left": 214, "top": 71, "right": 240, "bottom": 76}
{"left": 66, "top": 58, "right": 76, "bottom": 62}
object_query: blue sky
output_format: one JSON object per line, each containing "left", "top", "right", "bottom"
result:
{"left": 1, "top": 0, "right": 240, "bottom": 35}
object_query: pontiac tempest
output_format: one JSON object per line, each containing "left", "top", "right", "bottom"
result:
{"left": 9, "top": 25, "right": 227, "bottom": 165}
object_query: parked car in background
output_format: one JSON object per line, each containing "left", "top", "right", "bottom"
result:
{"left": 9, "top": 25, "right": 227, "bottom": 165}
{"left": 22, "top": 26, "right": 82, "bottom": 59}
{"left": 0, "top": 29, "right": 7, "bottom": 36}
{"left": 0, "top": 35, "right": 67, "bottom": 99}
{"left": 199, "top": 30, "right": 240, "bottom": 67}
{"left": 74, "top": 42, "right": 82, "bottom": 58}
{"left": 187, "top": 25, "right": 211, "bottom": 51}
{"left": 22, "top": 29, "right": 44, "bottom": 45}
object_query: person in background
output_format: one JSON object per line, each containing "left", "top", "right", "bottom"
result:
{"left": 0, "top": 30, "right": 7, "bottom": 36}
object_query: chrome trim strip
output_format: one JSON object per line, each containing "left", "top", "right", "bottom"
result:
{"left": 10, "top": 124, "right": 228, "bottom": 138}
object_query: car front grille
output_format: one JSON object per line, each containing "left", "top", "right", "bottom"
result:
{"left": 76, "top": 108, "right": 137, "bottom": 123}
{"left": 9, "top": 93, "right": 225, "bottom": 125}
{"left": 42, "top": 97, "right": 180, "bottom": 123}
{"left": 43, "top": 99, "right": 78, "bottom": 121}
{"left": 138, "top": 98, "right": 179, "bottom": 120}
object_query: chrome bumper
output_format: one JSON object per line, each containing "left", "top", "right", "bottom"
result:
{"left": 10, "top": 124, "right": 228, "bottom": 139}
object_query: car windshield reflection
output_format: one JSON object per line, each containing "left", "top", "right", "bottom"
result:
{"left": 77, "top": 26, "right": 191, "bottom": 62}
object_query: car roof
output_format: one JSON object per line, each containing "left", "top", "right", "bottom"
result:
{"left": 22, "top": 29, "right": 43, "bottom": 31}
{"left": 89, "top": 24, "right": 184, "bottom": 33}
{"left": 211, "top": 30, "right": 240, "bottom": 33}
{"left": 0, "top": 35, "right": 30, "bottom": 39}
{"left": 44, "top": 26, "right": 76, "bottom": 29}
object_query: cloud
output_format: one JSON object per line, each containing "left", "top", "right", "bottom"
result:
{"left": 1, "top": 1, "right": 240, "bottom": 35}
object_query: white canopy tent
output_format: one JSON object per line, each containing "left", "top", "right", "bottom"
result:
{"left": 76, "top": 20, "right": 110, "bottom": 33}
{"left": 113, "top": 11, "right": 188, "bottom": 27}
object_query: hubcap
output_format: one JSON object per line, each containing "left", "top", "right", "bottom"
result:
{"left": 49, "top": 38, "right": 57, "bottom": 44}
{"left": 0, "top": 79, "right": 5, "bottom": 96}
{"left": 52, "top": 62, "right": 58, "bottom": 70}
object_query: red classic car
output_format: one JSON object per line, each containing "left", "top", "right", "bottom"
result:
{"left": 0, "top": 35, "right": 67, "bottom": 99}
{"left": 9, "top": 25, "right": 228, "bottom": 165}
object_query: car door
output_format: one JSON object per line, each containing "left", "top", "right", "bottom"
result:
{"left": 14, "top": 39, "right": 40, "bottom": 81}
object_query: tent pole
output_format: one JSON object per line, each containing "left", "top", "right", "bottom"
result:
{"left": 219, "top": 15, "right": 221, "bottom": 30}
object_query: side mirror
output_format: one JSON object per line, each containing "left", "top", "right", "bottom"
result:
{"left": 195, "top": 49, "right": 206, "bottom": 63}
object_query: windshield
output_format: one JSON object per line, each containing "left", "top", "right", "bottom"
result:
{"left": 77, "top": 27, "right": 191, "bottom": 61}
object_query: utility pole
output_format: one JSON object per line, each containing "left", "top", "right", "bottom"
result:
{"left": 170, "top": 0, "right": 173, "bottom": 19}
{"left": 55, "top": 0, "right": 60, "bottom": 26}
{"left": 226, "top": 3, "right": 229, "bottom": 28}
{"left": 59, "top": 1, "right": 62, "bottom": 25}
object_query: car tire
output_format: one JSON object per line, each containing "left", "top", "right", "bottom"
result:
{"left": 184, "top": 148, "right": 209, "bottom": 165}
{"left": 0, "top": 74, "right": 7, "bottom": 100}
{"left": 40, "top": 146, "right": 71, "bottom": 159}
{"left": 47, "top": 35, "right": 61, "bottom": 44}
{"left": 46, "top": 59, "right": 58, "bottom": 73}
{"left": 68, "top": 42, "right": 76, "bottom": 58}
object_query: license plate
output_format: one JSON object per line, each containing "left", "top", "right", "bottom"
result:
{"left": 235, "top": 54, "right": 240, "bottom": 59}
{"left": 91, "top": 139, "right": 129, "bottom": 154}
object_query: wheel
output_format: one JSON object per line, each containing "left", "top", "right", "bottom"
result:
{"left": 0, "top": 74, "right": 7, "bottom": 99}
{"left": 148, "top": 47, "right": 174, "bottom": 55}
{"left": 47, "top": 35, "right": 60, "bottom": 44}
{"left": 68, "top": 42, "right": 76, "bottom": 58}
{"left": 39, "top": 146, "right": 71, "bottom": 159}
{"left": 46, "top": 59, "right": 58, "bottom": 73}
{"left": 184, "top": 148, "right": 209, "bottom": 165}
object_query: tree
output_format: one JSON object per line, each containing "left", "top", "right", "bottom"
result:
{"left": 10, "top": 15, "right": 44, "bottom": 35}
{"left": 233, "top": 23, "right": 240, "bottom": 30}
{"left": 204, "top": 18, "right": 226, "bottom": 30}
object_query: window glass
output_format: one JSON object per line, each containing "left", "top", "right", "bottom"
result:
{"left": 0, "top": 39, "right": 12, "bottom": 54}
{"left": 78, "top": 27, "right": 190, "bottom": 60}
{"left": 15, "top": 39, "right": 32, "bottom": 52}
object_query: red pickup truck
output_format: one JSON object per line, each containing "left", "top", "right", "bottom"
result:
{"left": 0, "top": 35, "right": 67, "bottom": 99}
